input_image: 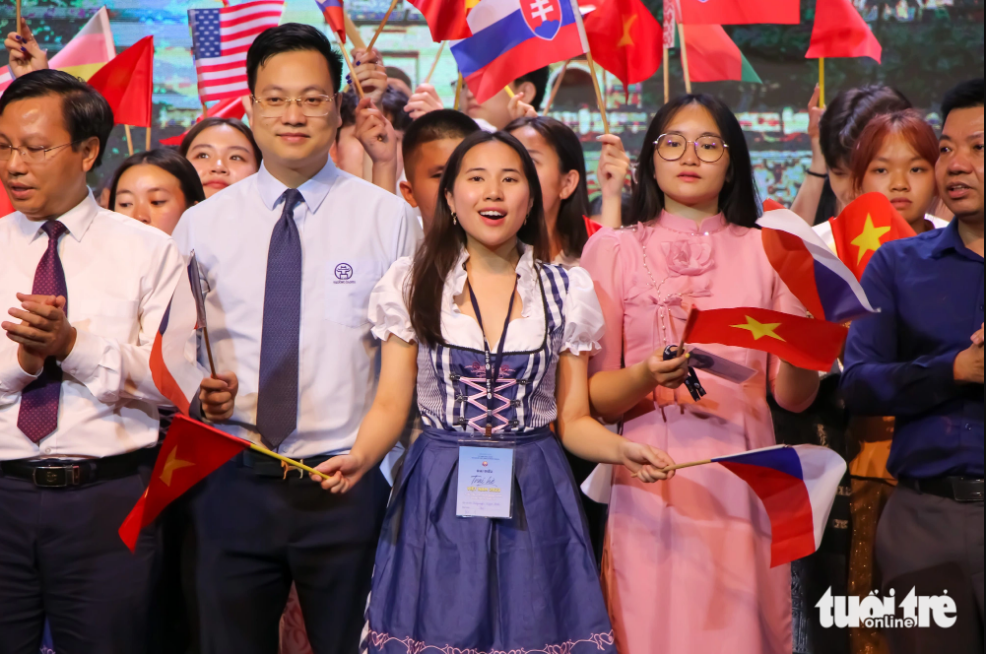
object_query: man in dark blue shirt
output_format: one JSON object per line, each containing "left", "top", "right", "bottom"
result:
{"left": 842, "top": 79, "right": 984, "bottom": 653}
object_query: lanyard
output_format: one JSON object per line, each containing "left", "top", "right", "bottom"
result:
{"left": 467, "top": 276, "right": 518, "bottom": 437}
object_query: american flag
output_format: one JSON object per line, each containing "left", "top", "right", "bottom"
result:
{"left": 188, "top": 0, "right": 285, "bottom": 102}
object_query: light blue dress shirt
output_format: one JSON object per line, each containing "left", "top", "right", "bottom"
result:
{"left": 172, "top": 160, "right": 422, "bottom": 458}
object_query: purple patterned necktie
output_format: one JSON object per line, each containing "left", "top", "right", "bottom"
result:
{"left": 256, "top": 189, "right": 304, "bottom": 450}
{"left": 18, "top": 220, "right": 69, "bottom": 443}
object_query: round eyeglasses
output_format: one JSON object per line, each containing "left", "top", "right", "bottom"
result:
{"left": 654, "top": 134, "right": 729, "bottom": 164}
{"left": 251, "top": 94, "right": 335, "bottom": 118}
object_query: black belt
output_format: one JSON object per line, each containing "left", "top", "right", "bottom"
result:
{"left": 233, "top": 449, "right": 336, "bottom": 479}
{"left": 0, "top": 447, "right": 160, "bottom": 489}
{"left": 898, "top": 476, "right": 985, "bottom": 503}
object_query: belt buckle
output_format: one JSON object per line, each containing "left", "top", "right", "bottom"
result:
{"left": 953, "top": 478, "right": 985, "bottom": 503}
{"left": 32, "top": 465, "right": 81, "bottom": 488}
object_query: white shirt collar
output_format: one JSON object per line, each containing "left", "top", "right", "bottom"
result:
{"left": 14, "top": 191, "right": 98, "bottom": 244}
{"left": 444, "top": 243, "right": 539, "bottom": 320}
{"left": 256, "top": 159, "right": 340, "bottom": 214}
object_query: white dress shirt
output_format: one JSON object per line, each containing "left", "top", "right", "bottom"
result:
{"left": 171, "top": 160, "right": 422, "bottom": 458}
{"left": 0, "top": 193, "right": 185, "bottom": 460}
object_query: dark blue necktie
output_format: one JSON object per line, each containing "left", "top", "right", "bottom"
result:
{"left": 18, "top": 221, "right": 69, "bottom": 442}
{"left": 256, "top": 189, "right": 304, "bottom": 450}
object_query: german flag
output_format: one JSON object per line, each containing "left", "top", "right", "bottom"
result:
{"left": 684, "top": 307, "right": 848, "bottom": 373}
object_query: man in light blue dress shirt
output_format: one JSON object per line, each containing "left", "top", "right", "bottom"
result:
{"left": 171, "top": 24, "right": 421, "bottom": 654}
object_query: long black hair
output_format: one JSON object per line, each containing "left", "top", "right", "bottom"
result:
{"left": 178, "top": 117, "right": 262, "bottom": 168}
{"left": 505, "top": 116, "right": 591, "bottom": 258}
{"left": 408, "top": 131, "right": 549, "bottom": 347}
{"left": 629, "top": 94, "right": 759, "bottom": 228}
{"left": 108, "top": 148, "right": 207, "bottom": 210}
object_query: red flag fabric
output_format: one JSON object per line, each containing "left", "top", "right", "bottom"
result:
{"left": 806, "top": 0, "right": 882, "bottom": 63}
{"left": 683, "top": 307, "right": 848, "bottom": 373}
{"left": 0, "top": 186, "right": 13, "bottom": 218}
{"left": 583, "top": 0, "right": 663, "bottom": 94}
{"left": 159, "top": 97, "right": 248, "bottom": 146}
{"left": 829, "top": 192, "right": 915, "bottom": 281}
{"left": 584, "top": 215, "right": 602, "bottom": 238}
{"left": 408, "top": 0, "right": 472, "bottom": 42}
{"left": 87, "top": 36, "right": 154, "bottom": 127}
{"left": 119, "top": 416, "right": 249, "bottom": 552}
{"left": 681, "top": 24, "right": 761, "bottom": 83}
{"left": 678, "top": 0, "right": 799, "bottom": 25}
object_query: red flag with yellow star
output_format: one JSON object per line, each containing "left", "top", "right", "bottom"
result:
{"left": 583, "top": 0, "right": 663, "bottom": 99}
{"left": 683, "top": 307, "right": 848, "bottom": 373}
{"left": 118, "top": 416, "right": 249, "bottom": 552}
{"left": 828, "top": 192, "right": 916, "bottom": 282}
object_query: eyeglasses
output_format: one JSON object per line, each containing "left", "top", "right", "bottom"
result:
{"left": 654, "top": 134, "right": 729, "bottom": 164}
{"left": 252, "top": 94, "right": 335, "bottom": 118}
{"left": 0, "top": 141, "right": 80, "bottom": 164}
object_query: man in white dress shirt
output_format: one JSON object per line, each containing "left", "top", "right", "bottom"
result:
{"left": 172, "top": 24, "right": 421, "bottom": 654}
{"left": 0, "top": 70, "right": 186, "bottom": 653}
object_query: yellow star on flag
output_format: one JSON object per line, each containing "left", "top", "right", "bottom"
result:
{"left": 159, "top": 446, "right": 195, "bottom": 487}
{"left": 618, "top": 15, "right": 638, "bottom": 47}
{"left": 850, "top": 214, "right": 891, "bottom": 264}
{"left": 731, "top": 315, "right": 786, "bottom": 342}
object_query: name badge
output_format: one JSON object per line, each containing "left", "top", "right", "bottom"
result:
{"left": 456, "top": 445, "right": 514, "bottom": 519}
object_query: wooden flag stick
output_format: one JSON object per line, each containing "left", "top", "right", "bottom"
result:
{"left": 663, "top": 458, "right": 713, "bottom": 473}
{"left": 124, "top": 125, "right": 134, "bottom": 156}
{"left": 677, "top": 24, "right": 692, "bottom": 94}
{"left": 146, "top": 126, "right": 152, "bottom": 151}
{"left": 202, "top": 325, "right": 218, "bottom": 378}
{"left": 663, "top": 47, "right": 670, "bottom": 104}
{"left": 201, "top": 99, "right": 209, "bottom": 119}
{"left": 503, "top": 84, "right": 515, "bottom": 98}
{"left": 585, "top": 50, "right": 609, "bottom": 135}
{"left": 16, "top": 0, "right": 22, "bottom": 34}
{"left": 424, "top": 41, "right": 446, "bottom": 85}
{"left": 818, "top": 58, "right": 826, "bottom": 108}
{"left": 336, "top": 33, "right": 365, "bottom": 98}
{"left": 544, "top": 59, "right": 569, "bottom": 114}
{"left": 344, "top": 13, "right": 366, "bottom": 49}
{"left": 247, "top": 443, "right": 333, "bottom": 480}
{"left": 366, "top": 0, "right": 400, "bottom": 52}
{"left": 453, "top": 73, "right": 463, "bottom": 111}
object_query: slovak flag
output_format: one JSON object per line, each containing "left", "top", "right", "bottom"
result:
{"left": 149, "top": 258, "right": 205, "bottom": 416}
{"left": 713, "top": 444, "right": 847, "bottom": 567}
{"left": 450, "top": 0, "right": 589, "bottom": 104}
{"left": 758, "top": 200, "right": 877, "bottom": 323}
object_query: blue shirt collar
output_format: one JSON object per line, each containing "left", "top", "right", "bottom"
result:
{"left": 931, "top": 218, "right": 984, "bottom": 262}
{"left": 256, "top": 158, "right": 338, "bottom": 214}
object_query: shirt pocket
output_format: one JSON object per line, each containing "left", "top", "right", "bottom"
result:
{"left": 323, "top": 259, "right": 387, "bottom": 328}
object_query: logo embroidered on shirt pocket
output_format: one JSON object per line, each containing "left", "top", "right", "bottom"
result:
{"left": 324, "top": 259, "right": 386, "bottom": 328}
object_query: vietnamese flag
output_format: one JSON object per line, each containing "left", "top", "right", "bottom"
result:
{"left": 87, "top": 36, "right": 154, "bottom": 128}
{"left": 681, "top": 25, "right": 761, "bottom": 84}
{"left": 583, "top": 0, "right": 663, "bottom": 98}
{"left": 678, "top": 0, "right": 799, "bottom": 25}
{"left": 683, "top": 307, "right": 848, "bottom": 373}
{"left": 829, "top": 192, "right": 915, "bottom": 281}
{"left": 119, "top": 416, "right": 249, "bottom": 552}
{"left": 806, "top": 0, "right": 882, "bottom": 63}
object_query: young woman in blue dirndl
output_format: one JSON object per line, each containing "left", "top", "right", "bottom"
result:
{"left": 313, "top": 131, "right": 676, "bottom": 654}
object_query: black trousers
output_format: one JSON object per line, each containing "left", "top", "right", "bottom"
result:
{"left": 191, "top": 459, "right": 390, "bottom": 654}
{"left": 0, "top": 466, "right": 160, "bottom": 654}
{"left": 876, "top": 484, "right": 984, "bottom": 653}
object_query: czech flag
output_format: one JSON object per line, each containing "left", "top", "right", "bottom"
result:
{"left": 315, "top": 0, "right": 346, "bottom": 42}
{"left": 149, "top": 258, "right": 205, "bottom": 416}
{"left": 713, "top": 444, "right": 847, "bottom": 567}
{"left": 758, "top": 199, "right": 876, "bottom": 323}
{"left": 450, "top": 0, "right": 589, "bottom": 104}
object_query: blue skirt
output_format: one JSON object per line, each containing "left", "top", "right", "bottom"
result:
{"left": 364, "top": 427, "right": 616, "bottom": 654}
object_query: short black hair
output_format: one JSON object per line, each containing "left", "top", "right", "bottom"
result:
{"left": 338, "top": 90, "right": 359, "bottom": 135}
{"left": 0, "top": 69, "right": 114, "bottom": 168}
{"left": 514, "top": 67, "right": 550, "bottom": 112}
{"left": 382, "top": 85, "right": 412, "bottom": 133}
{"left": 402, "top": 109, "right": 480, "bottom": 174}
{"left": 108, "top": 148, "right": 207, "bottom": 211}
{"left": 941, "top": 79, "right": 984, "bottom": 124}
{"left": 178, "top": 117, "right": 262, "bottom": 167}
{"left": 818, "top": 85, "right": 911, "bottom": 170}
{"left": 246, "top": 23, "right": 344, "bottom": 94}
